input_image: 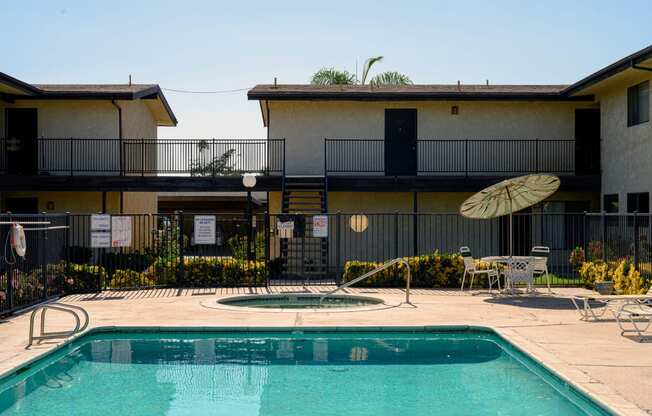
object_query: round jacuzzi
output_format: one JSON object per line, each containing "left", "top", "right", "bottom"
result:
{"left": 207, "top": 293, "right": 394, "bottom": 312}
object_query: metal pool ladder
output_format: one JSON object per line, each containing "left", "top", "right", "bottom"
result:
{"left": 27, "top": 303, "right": 90, "bottom": 348}
{"left": 319, "top": 258, "right": 412, "bottom": 305}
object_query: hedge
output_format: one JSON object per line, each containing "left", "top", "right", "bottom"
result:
{"left": 341, "top": 252, "right": 465, "bottom": 288}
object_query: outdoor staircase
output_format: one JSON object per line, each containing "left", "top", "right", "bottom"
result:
{"left": 278, "top": 176, "right": 330, "bottom": 283}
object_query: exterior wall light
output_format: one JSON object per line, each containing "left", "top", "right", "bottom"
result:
{"left": 350, "top": 214, "right": 368, "bottom": 233}
{"left": 242, "top": 173, "right": 257, "bottom": 188}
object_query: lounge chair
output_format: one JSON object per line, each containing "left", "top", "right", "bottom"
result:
{"left": 614, "top": 300, "right": 652, "bottom": 340}
{"left": 459, "top": 246, "right": 500, "bottom": 292}
{"left": 571, "top": 287, "right": 652, "bottom": 322}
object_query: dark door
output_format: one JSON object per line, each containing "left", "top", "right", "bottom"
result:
{"left": 6, "top": 108, "right": 38, "bottom": 174}
{"left": 385, "top": 109, "right": 417, "bottom": 176}
{"left": 575, "top": 109, "right": 600, "bottom": 174}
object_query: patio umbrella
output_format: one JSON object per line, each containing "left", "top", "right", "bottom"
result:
{"left": 459, "top": 174, "right": 560, "bottom": 256}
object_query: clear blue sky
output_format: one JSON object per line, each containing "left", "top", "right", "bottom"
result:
{"left": 3, "top": 0, "right": 651, "bottom": 138}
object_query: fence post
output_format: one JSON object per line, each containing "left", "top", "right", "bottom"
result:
{"left": 69, "top": 138, "right": 74, "bottom": 176}
{"left": 141, "top": 138, "right": 145, "bottom": 177}
{"left": 601, "top": 210, "right": 606, "bottom": 261}
{"left": 6, "top": 212, "right": 13, "bottom": 310}
{"left": 634, "top": 211, "right": 640, "bottom": 271}
{"left": 265, "top": 212, "right": 270, "bottom": 287}
{"left": 464, "top": 139, "right": 469, "bottom": 177}
{"left": 535, "top": 139, "right": 539, "bottom": 173}
{"left": 177, "top": 211, "right": 185, "bottom": 286}
{"left": 413, "top": 213, "right": 418, "bottom": 258}
{"left": 120, "top": 139, "right": 124, "bottom": 176}
{"left": 394, "top": 211, "right": 399, "bottom": 258}
{"left": 583, "top": 211, "right": 588, "bottom": 255}
{"left": 336, "top": 212, "right": 341, "bottom": 282}
{"left": 65, "top": 212, "right": 70, "bottom": 279}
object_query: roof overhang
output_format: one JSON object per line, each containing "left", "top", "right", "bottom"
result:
{"left": 0, "top": 72, "right": 177, "bottom": 126}
{"left": 248, "top": 86, "right": 594, "bottom": 102}
{"left": 564, "top": 45, "right": 652, "bottom": 96}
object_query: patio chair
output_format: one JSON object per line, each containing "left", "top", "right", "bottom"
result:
{"left": 459, "top": 247, "right": 500, "bottom": 292}
{"left": 531, "top": 246, "right": 551, "bottom": 293}
{"left": 505, "top": 257, "right": 535, "bottom": 293}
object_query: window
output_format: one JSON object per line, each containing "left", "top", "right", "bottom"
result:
{"left": 627, "top": 192, "right": 650, "bottom": 213}
{"left": 627, "top": 81, "right": 650, "bottom": 127}
{"left": 603, "top": 194, "right": 619, "bottom": 213}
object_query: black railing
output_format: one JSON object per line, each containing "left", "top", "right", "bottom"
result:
{"left": 0, "top": 138, "right": 285, "bottom": 176}
{"left": 325, "top": 138, "right": 585, "bottom": 176}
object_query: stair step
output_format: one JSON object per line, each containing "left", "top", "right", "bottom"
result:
{"left": 286, "top": 194, "right": 322, "bottom": 199}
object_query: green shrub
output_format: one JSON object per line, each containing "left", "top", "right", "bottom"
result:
{"left": 59, "top": 263, "right": 107, "bottom": 292}
{"left": 181, "top": 257, "right": 267, "bottom": 287}
{"left": 341, "top": 252, "right": 465, "bottom": 288}
{"left": 109, "top": 269, "right": 157, "bottom": 289}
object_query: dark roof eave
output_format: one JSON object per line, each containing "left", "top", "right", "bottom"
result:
{"left": 5, "top": 86, "right": 177, "bottom": 126}
{"left": 247, "top": 91, "right": 594, "bottom": 102}
{"left": 564, "top": 44, "right": 652, "bottom": 95}
{"left": 0, "top": 72, "right": 41, "bottom": 95}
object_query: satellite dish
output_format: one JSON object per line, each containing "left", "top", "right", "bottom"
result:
{"left": 11, "top": 223, "right": 27, "bottom": 257}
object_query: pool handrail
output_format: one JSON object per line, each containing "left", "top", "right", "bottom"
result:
{"left": 27, "top": 303, "right": 90, "bottom": 348}
{"left": 320, "top": 257, "right": 411, "bottom": 305}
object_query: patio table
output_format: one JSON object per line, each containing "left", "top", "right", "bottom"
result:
{"left": 480, "top": 256, "right": 535, "bottom": 293}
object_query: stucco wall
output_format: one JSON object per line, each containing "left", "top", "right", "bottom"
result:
{"left": 123, "top": 192, "right": 158, "bottom": 214}
{"left": 596, "top": 74, "right": 652, "bottom": 212}
{"left": 268, "top": 100, "right": 597, "bottom": 176}
{"left": 1, "top": 191, "right": 121, "bottom": 213}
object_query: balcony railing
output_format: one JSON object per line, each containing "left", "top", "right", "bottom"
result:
{"left": 0, "top": 138, "right": 285, "bottom": 177}
{"left": 325, "top": 138, "right": 596, "bottom": 176}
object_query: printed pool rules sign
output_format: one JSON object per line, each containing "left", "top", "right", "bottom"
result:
{"left": 194, "top": 215, "right": 216, "bottom": 245}
{"left": 312, "top": 215, "right": 328, "bottom": 237}
{"left": 90, "top": 214, "right": 111, "bottom": 248}
{"left": 111, "top": 216, "right": 132, "bottom": 247}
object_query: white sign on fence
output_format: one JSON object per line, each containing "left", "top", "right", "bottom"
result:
{"left": 91, "top": 231, "right": 111, "bottom": 248}
{"left": 277, "top": 220, "right": 294, "bottom": 239}
{"left": 313, "top": 215, "right": 328, "bottom": 237}
{"left": 91, "top": 214, "right": 111, "bottom": 231}
{"left": 194, "top": 215, "right": 216, "bottom": 245}
{"left": 111, "top": 216, "right": 132, "bottom": 247}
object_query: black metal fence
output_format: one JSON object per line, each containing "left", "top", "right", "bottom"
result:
{"left": 0, "top": 138, "right": 285, "bottom": 176}
{"left": 0, "top": 214, "right": 68, "bottom": 315}
{"left": 325, "top": 138, "right": 583, "bottom": 175}
{"left": 2, "top": 211, "right": 651, "bottom": 315}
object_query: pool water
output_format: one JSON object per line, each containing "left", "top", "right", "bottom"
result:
{"left": 217, "top": 294, "right": 384, "bottom": 309}
{"left": 0, "top": 329, "right": 611, "bottom": 416}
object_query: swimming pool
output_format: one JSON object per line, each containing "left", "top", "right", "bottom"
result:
{"left": 0, "top": 327, "right": 612, "bottom": 415}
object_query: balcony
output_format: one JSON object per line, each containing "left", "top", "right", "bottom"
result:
{"left": 0, "top": 138, "right": 285, "bottom": 176}
{"left": 325, "top": 138, "right": 600, "bottom": 177}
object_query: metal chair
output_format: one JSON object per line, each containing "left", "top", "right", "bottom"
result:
{"left": 505, "top": 257, "right": 535, "bottom": 293}
{"left": 459, "top": 247, "right": 500, "bottom": 292}
{"left": 531, "top": 246, "right": 551, "bottom": 293}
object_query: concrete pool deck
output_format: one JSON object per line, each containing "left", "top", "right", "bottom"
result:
{"left": 0, "top": 287, "right": 650, "bottom": 415}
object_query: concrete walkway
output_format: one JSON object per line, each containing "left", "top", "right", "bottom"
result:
{"left": 0, "top": 287, "right": 650, "bottom": 415}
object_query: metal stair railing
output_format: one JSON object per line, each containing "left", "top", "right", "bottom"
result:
{"left": 320, "top": 258, "right": 411, "bottom": 305}
{"left": 27, "top": 303, "right": 90, "bottom": 348}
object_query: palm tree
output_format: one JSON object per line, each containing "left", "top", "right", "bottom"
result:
{"left": 310, "top": 68, "right": 356, "bottom": 85}
{"left": 310, "top": 56, "right": 412, "bottom": 86}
